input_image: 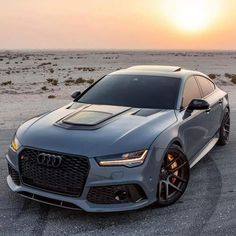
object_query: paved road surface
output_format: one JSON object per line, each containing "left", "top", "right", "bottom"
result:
{"left": 0, "top": 88, "right": 235, "bottom": 236}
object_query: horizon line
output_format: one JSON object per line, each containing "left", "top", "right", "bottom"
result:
{"left": 0, "top": 48, "right": 236, "bottom": 52}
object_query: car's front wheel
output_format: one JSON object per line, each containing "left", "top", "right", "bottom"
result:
{"left": 155, "top": 144, "right": 189, "bottom": 207}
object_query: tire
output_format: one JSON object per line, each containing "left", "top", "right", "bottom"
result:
{"left": 217, "top": 108, "right": 230, "bottom": 146}
{"left": 155, "top": 144, "right": 189, "bottom": 207}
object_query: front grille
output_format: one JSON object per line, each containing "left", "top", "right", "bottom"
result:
{"left": 8, "top": 164, "right": 20, "bottom": 185}
{"left": 87, "top": 184, "right": 146, "bottom": 204}
{"left": 19, "top": 148, "right": 90, "bottom": 196}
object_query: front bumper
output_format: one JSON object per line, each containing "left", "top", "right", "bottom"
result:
{"left": 6, "top": 147, "right": 166, "bottom": 212}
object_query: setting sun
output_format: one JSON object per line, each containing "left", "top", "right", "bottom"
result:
{"left": 162, "top": 0, "right": 220, "bottom": 32}
{"left": 0, "top": 0, "right": 235, "bottom": 49}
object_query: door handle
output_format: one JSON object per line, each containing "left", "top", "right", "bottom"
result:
{"left": 218, "top": 98, "right": 223, "bottom": 104}
{"left": 206, "top": 108, "right": 211, "bottom": 113}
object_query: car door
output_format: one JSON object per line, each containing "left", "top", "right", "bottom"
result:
{"left": 177, "top": 76, "right": 212, "bottom": 160}
{"left": 195, "top": 76, "right": 222, "bottom": 139}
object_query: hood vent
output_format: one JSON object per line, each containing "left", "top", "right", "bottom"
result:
{"left": 132, "top": 108, "right": 162, "bottom": 117}
{"left": 63, "top": 111, "right": 113, "bottom": 126}
{"left": 59, "top": 104, "right": 131, "bottom": 128}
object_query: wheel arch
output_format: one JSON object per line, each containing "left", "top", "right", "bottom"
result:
{"left": 172, "top": 140, "right": 183, "bottom": 149}
{"left": 155, "top": 138, "right": 185, "bottom": 166}
{"left": 165, "top": 138, "right": 184, "bottom": 153}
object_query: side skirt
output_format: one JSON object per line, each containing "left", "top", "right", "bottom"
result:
{"left": 189, "top": 135, "right": 219, "bottom": 168}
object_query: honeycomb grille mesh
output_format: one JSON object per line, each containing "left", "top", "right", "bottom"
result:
{"left": 19, "top": 148, "right": 90, "bottom": 196}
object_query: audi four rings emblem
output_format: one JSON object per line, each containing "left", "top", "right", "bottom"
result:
{"left": 37, "top": 153, "right": 62, "bottom": 168}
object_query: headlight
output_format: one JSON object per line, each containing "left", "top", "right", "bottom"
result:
{"left": 10, "top": 135, "right": 21, "bottom": 152}
{"left": 96, "top": 150, "right": 148, "bottom": 167}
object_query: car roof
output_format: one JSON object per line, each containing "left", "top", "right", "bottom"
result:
{"left": 110, "top": 65, "right": 208, "bottom": 80}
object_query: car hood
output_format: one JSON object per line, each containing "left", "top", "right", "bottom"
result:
{"left": 17, "top": 103, "right": 177, "bottom": 157}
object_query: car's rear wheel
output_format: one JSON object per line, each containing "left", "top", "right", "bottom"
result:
{"left": 217, "top": 108, "right": 230, "bottom": 146}
{"left": 155, "top": 144, "right": 189, "bottom": 207}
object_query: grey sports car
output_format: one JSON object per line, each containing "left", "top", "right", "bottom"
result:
{"left": 6, "top": 65, "right": 230, "bottom": 212}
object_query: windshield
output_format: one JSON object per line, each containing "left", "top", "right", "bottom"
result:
{"left": 78, "top": 74, "right": 181, "bottom": 109}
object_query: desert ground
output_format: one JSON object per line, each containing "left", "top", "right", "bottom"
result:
{"left": 0, "top": 50, "right": 236, "bottom": 129}
{"left": 0, "top": 50, "right": 236, "bottom": 235}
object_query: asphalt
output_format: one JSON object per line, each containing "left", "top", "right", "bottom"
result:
{"left": 0, "top": 91, "right": 236, "bottom": 236}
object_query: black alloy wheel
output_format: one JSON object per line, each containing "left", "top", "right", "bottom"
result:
{"left": 156, "top": 144, "right": 189, "bottom": 207}
{"left": 218, "top": 108, "right": 230, "bottom": 146}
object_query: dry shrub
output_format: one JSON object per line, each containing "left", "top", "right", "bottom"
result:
{"left": 75, "top": 78, "right": 86, "bottom": 84}
{"left": 1, "top": 80, "right": 13, "bottom": 86}
{"left": 231, "top": 75, "right": 236, "bottom": 84}
{"left": 51, "top": 80, "right": 58, "bottom": 86}
{"left": 41, "top": 86, "right": 48, "bottom": 91}
{"left": 208, "top": 74, "right": 216, "bottom": 80}
{"left": 86, "top": 79, "right": 94, "bottom": 84}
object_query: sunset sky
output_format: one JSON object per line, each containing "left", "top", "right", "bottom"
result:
{"left": 0, "top": 0, "right": 236, "bottom": 50}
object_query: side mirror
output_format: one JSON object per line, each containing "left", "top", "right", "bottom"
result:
{"left": 71, "top": 91, "right": 81, "bottom": 99}
{"left": 187, "top": 99, "right": 210, "bottom": 111}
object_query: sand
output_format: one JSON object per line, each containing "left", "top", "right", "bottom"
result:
{"left": 0, "top": 50, "right": 235, "bottom": 129}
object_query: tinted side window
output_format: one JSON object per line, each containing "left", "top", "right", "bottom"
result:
{"left": 182, "top": 77, "right": 202, "bottom": 108}
{"left": 196, "top": 76, "right": 215, "bottom": 97}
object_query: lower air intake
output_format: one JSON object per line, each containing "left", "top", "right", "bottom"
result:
{"left": 87, "top": 184, "right": 146, "bottom": 204}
